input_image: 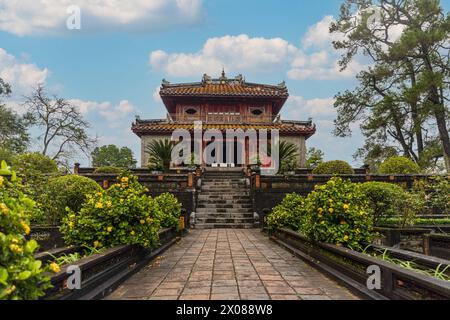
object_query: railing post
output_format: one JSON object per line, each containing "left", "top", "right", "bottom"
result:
{"left": 74, "top": 163, "right": 80, "bottom": 175}
{"left": 188, "top": 173, "right": 193, "bottom": 188}
{"left": 255, "top": 174, "right": 261, "bottom": 188}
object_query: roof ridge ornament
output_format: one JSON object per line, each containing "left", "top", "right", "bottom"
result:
{"left": 278, "top": 80, "right": 286, "bottom": 89}
{"left": 202, "top": 73, "right": 212, "bottom": 84}
{"left": 219, "top": 68, "right": 227, "bottom": 83}
{"left": 161, "top": 79, "right": 170, "bottom": 87}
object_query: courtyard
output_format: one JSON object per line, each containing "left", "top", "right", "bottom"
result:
{"left": 106, "top": 229, "right": 358, "bottom": 300}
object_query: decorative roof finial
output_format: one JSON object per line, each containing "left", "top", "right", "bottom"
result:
{"left": 219, "top": 67, "right": 227, "bottom": 83}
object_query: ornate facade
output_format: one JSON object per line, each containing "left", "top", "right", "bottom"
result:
{"left": 132, "top": 72, "right": 316, "bottom": 168}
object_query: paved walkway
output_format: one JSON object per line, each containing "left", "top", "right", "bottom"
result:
{"left": 106, "top": 229, "right": 359, "bottom": 300}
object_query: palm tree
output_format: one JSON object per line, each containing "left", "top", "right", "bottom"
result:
{"left": 145, "top": 139, "right": 174, "bottom": 172}
{"left": 268, "top": 140, "right": 299, "bottom": 163}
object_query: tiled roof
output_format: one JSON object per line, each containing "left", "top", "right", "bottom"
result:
{"left": 160, "top": 73, "right": 288, "bottom": 99}
{"left": 132, "top": 120, "right": 316, "bottom": 137}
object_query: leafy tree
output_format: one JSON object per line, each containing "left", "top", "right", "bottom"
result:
{"left": 23, "top": 85, "right": 97, "bottom": 165}
{"left": 330, "top": 0, "right": 449, "bottom": 172}
{"left": 91, "top": 145, "right": 137, "bottom": 168}
{"left": 0, "top": 79, "right": 29, "bottom": 154}
{"left": 306, "top": 147, "right": 324, "bottom": 169}
{"left": 145, "top": 139, "right": 174, "bottom": 172}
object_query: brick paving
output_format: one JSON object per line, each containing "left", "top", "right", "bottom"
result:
{"left": 105, "top": 229, "right": 359, "bottom": 300}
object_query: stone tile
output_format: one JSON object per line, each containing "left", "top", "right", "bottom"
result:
{"left": 210, "top": 293, "right": 240, "bottom": 300}
{"left": 238, "top": 286, "right": 267, "bottom": 294}
{"left": 299, "top": 295, "right": 332, "bottom": 300}
{"left": 211, "top": 286, "right": 239, "bottom": 294}
{"left": 179, "top": 294, "right": 210, "bottom": 300}
{"left": 270, "top": 295, "right": 300, "bottom": 300}
{"left": 213, "top": 279, "right": 237, "bottom": 287}
{"left": 265, "top": 286, "right": 295, "bottom": 295}
{"left": 293, "top": 287, "right": 324, "bottom": 295}
{"left": 182, "top": 286, "right": 211, "bottom": 295}
{"left": 153, "top": 288, "right": 183, "bottom": 297}
{"left": 240, "top": 294, "right": 270, "bottom": 300}
{"left": 158, "top": 281, "right": 186, "bottom": 290}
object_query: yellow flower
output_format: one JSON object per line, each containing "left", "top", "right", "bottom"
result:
{"left": 121, "top": 177, "right": 129, "bottom": 183}
{"left": 130, "top": 230, "right": 135, "bottom": 236}
{"left": 146, "top": 217, "right": 153, "bottom": 223}
{"left": 343, "top": 204, "right": 350, "bottom": 211}
{"left": 0, "top": 203, "right": 9, "bottom": 214}
{"left": 5, "top": 285, "right": 16, "bottom": 295}
{"left": 49, "top": 262, "right": 61, "bottom": 273}
{"left": 9, "top": 244, "right": 23, "bottom": 254}
{"left": 95, "top": 202, "right": 103, "bottom": 209}
{"left": 318, "top": 208, "right": 323, "bottom": 214}
{"left": 328, "top": 208, "right": 334, "bottom": 214}
{"left": 107, "top": 226, "right": 113, "bottom": 233}
{"left": 321, "top": 221, "right": 325, "bottom": 225}
{"left": 356, "top": 228, "right": 361, "bottom": 234}
{"left": 140, "top": 219, "right": 145, "bottom": 225}
{"left": 106, "top": 201, "right": 112, "bottom": 208}
{"left": 21, "top": 222, "right": 31, "bottom": 235}
{"left": 68, "top": 221, "right": 74, "bottom": 229}
{"left": 0, "top": 176, "right": 4, "bottom": 187}
{"left": 343, "top": 235, "right": 349, "bottom": 242}
{"left": 94, "top": 241, "right": 101, "bottom": 248}
{"left": 96, "top": 192, "right": 103, "bottom": 196}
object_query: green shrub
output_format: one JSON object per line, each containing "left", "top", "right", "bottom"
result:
{"left": 378, "top": 156, "right": 421, "bottom": 174}
{"left": 39, "top": 175, "right": 102, "bottom": 225}
{"left": 267, "top": 193, "right": 305, "bottom": 231}
{"left": 303, "top": 177, "right": 373, "bottom": 249}
{"left": 312, "top": 160, "right": 354, "bottom": 175}
{"left": 61, "top": 173, "right": 161, "bottom": 249}
{"left": 0, "top": 148, "right": 14, "bottom": 164}
{"left": 12, "top": 153, "right": 59, "bottom": 178}
{"left": 0, "top": 163, "right": 52, "bottom": 300}
{"left": 425, "top": 176, "right": 450, "bottom": 215}
{"left": 93, "top": 166, "right": 124, "bottom": 174}
{"left": 153, "top": 193, "right": 182, "bottom": 229}
{"left": 360, "top": 182, "right": 407, "bottom": 226}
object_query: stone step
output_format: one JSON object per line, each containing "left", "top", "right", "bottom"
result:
{"left": 197, "top": 200, "right": 252, "bottom": 206}
{"left": 200, "top": 189, "right": 248, "bottom": 193}
{"left": 194, "top": 223, "right": 255, "bottom": 229}
{"left": 198, "top": 192, "right": 249, "bottom": 201}
{"left": 196, "top": 209, "right": 253, "bottom": 214}
{"left": 197, "top": 203, "right": 253, "bottom": 209}
{"left": 196, "top": 218, "right": 254, "bottom": 225}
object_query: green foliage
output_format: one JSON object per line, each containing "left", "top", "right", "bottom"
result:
{"left": 0, "top": 165, "right": 51, "bottom": 300}
{"left": 378, "top": 156, "right": 421, "bottom": 174}
{"left": 93, "top": 166, "right": 124, "bottom": 174}
{"left": 153, "top": 193, "right": 182, "bottom": 229}
{"left": 12, "top": 153, "right": 59, "bottom": 178}
{"left": 61, "top": 173, "right": 161, "bottom": 249}
{"left": 145, "top": 139, "right": 174, "bottom": 172}
{"left": 267, "top": 193, "right": 305, "bottom": 231}
{"left": 0, "top": 148, "right": 14, "bottom": 164}
{"left": 91, "top": 145, "right": 137, "bottom": 168}
{"left": 280, "top": 159, "right": 298, "bottom": 174}
{"left": 306, "top": 147, "right": 324, "bottom": 169}
{"left": 360, "top": 182, "right": 407, "bottom": 226}
{"left": 416, "top": 176, "right": 450, "bottom": 215}
{"left": 0, "top": 105, "right": 30, "bottom": 154}
{"left": 38, "top": 175, "right": 102, "bottom": 226}
{"left": 267, "top": 178, "right": 374, "bottom": 250}
{"left": 312, "top": 160, "right": 354, "bottom": 175}
{"left": 303, "top": 178, "right": 373, "bottom": 249}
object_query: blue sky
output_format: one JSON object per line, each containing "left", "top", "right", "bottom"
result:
{"left": 0, "top": 0, "right": 448, "bottom": 166}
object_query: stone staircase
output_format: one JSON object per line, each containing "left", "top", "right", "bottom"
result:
{"left": 195, "top": 170, "right": 255, "bottom": 229}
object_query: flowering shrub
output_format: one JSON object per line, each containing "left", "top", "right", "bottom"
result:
{"left": 61, "top": 173, "right": 160, "bottom": 249}
{"left": 303, "top": 178, "right": 373, "bottom": 249}
{"left": 267, "top": 193, "right": 305, "bottom": 231}
{"left": 0, "top": 162, "right": 51, "bottom": 300}
{"left": 414, "top": 176, "right": 450, "bottom": 215}
{"left": 153, "top": 193, "right": 182, "bottom": 229}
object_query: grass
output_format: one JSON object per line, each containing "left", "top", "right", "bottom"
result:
{"left": 45, "top": 245, "right": 106, "bottom": 267}
{"left": 363, "top": 247, "right": 450, "bottom": 282}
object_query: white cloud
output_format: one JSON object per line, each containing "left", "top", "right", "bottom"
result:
{"left": 0, "top": 0, "right": 204, "bottom": 36}
{"left": 0, "top": 48, "right": 49, "bottom": 97}
{"left": 149, "top": 34, "right": 299, "bottom": 77}
{"left": 282, "top": 95, "right": 336, "bottom": 120}
{"left": 70, "top": 99, "right": 136, "bottom": 125}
